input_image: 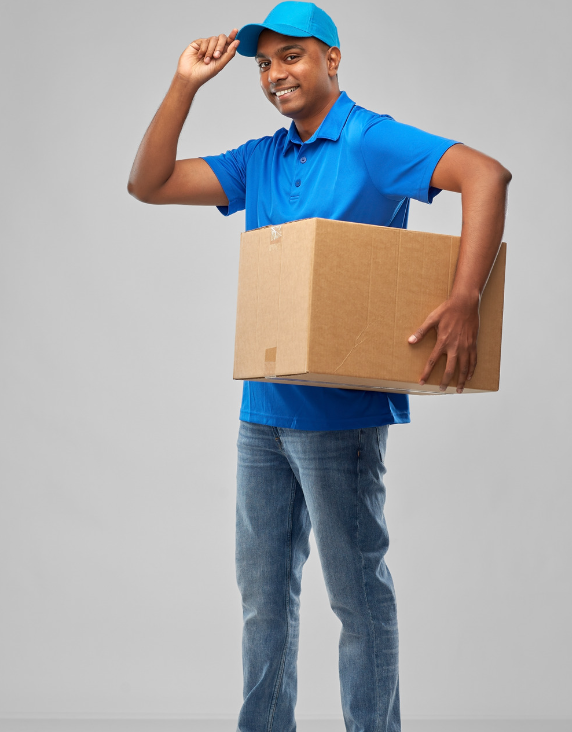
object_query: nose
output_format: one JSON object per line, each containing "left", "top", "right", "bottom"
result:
{"left": 268, "top": 61, "right": 288, "bottom": 85}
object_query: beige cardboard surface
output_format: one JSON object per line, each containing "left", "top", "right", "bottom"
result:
{"left": 234, "top": 218, "right": 506, "bottom": 395}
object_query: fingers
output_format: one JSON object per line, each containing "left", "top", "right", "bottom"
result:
{"left": 204, "top": 36, "right": 220, "bottom": 64}
{"left": 199, "top": 29, "right": 239, "bottom": 64}
{"left": 456, "top": 352, "right": 470, "bottom": 393}
{"left": 409, "top": 299, "right": 479, "bottom": 393}
{"left": 211, "top": 34, "right": 228, "bottom": 60}
{"left": 440, "top": 351, "right": 458, "bottom": 393}
{"left": 467, "top": 348, "right": 477, "bottom": 382}
{"left": 418, "top": 341, "right": 443, "bottom": 386}
{"left": 416, "top": 336, "right": 459, "bottom": 392}
{"left": 456, "top": 344, "right": 477, "bottom": 392}
{"left": 420, "top": 347, "right": 458, "bottom": 392}
{"left": 222, "top": 38, "right": 240, "bottom": 63}
{"left": 195, "top": 37, "right": 209, "bottom": 60}
{"left": 221, "top": 28, "right": 239, "bottom": 53}
{"left": 408, "top": 313, "right": 437, "bottom": 344}
{"left": 419, "top": 344, "right": 478, "bottom": 392}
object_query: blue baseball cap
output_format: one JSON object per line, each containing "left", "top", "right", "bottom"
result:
{"left": 236, "top": 1, "right": 340, "bottom": 58}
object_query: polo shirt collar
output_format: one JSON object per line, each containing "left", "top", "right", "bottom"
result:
{"left": 282, "top": 90, "right": 356, "bottom": 155}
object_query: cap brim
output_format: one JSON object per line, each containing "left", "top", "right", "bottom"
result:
{"left": 236, "top": 22, "right": 312, "bottom": 57}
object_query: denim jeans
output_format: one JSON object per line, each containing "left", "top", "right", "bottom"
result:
{"left": 235, "top": 420, "right": 400, "bottom": 732}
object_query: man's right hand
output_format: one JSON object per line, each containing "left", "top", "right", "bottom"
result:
{"left": 177, "top": 29, "right": 240, "bottom": 87}
{"left": 127, "top": 30, "right": 241, "bottom": 205}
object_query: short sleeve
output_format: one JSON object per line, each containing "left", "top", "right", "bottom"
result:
{"left": 201, "top": 137, "right": 264, "bottom": 217}
{"left": 361, "top": 117, "right": 460, "bottom": 203}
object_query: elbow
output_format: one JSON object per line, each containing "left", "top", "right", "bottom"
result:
{"left": 127, "top": 180, "right": 153, "bottom": 203}
{"left": 127, "top": 180, "right": 138, "bottom": 199}
{"left": 472, "top": 156, "right": 512, "bottom": 188}
{"left": 492, "top": 160, "right": 512, "bottom": 186}
{"left": 127, "top": 179, "right": 141, "bottom": 200}
{"left": 459, "top": 156, "right": 512, "bottom": 193}
{"left": 499, "top": 164, "right": 512, "bottom": 185}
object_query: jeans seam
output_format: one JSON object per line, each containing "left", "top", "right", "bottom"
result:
{"left": 357, "top": 429, "right": 382, "bottom": 731}
{"left": 266, "top": 471, "right": 296, "bottom": 732}
{"left": 376, "top": 425, "right": 387, "bottom": 466}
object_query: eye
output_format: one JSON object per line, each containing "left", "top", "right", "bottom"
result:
{"left": 286, "top": 55, "right": 298, "bottom": 61}
{"left": 258, "top": 61, "right": 269, "bottom": 69}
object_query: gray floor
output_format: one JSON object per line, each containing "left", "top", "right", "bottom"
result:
{"left": 0, "top": 720, "right": 570, "bottom": 732}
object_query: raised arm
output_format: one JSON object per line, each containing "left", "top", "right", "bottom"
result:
{"left": 408, "top": 143, "right": 512, "bottom": 393}
{"left": 127, "top": 30, "right": 240, "bottom": 205}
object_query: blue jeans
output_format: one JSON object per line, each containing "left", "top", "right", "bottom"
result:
{"left": 235, "top": 420, "right": 400, "bottom": 732}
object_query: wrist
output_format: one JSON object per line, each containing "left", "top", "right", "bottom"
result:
{"left": 173, "top": 71, "right": 202, "bottom": 94}
{"left": 449, "top": 287, "right": 481, "bottom": 308}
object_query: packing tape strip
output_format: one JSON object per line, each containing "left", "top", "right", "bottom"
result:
{"left": 264, "top": 346, "right": 277, "bottom": 377}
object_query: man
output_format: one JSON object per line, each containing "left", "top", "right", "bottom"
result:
{"left": 128, "top": 2, "right": 511, "bottom": 730}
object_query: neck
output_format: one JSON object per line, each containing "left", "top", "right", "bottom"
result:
{"left": 293, "top": 89, "right": 341, "bottom": 142}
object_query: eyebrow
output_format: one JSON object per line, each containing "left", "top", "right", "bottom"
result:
{"left": 255, "top": 44, "right": 306, "bottom": 60}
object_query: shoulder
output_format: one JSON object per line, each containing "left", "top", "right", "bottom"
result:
{"left": 341, "top": 103, "right": 397, "bottom": 150}
{"left": 208, "top": 128, "right": 287, "bottom": 171}
{"left": 346, "top": 100, "right": 439, "bottom": 141}
{"left": 242, "top": 127, "right": 288, "bottom": 159}
{"left": 346, "top": 102, "right": 395, "bottom": 133}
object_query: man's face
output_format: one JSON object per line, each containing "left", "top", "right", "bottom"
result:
{"left": 255, "top": 29, "right": 338, "bottom": 118}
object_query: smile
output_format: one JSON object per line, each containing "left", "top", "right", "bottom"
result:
{"left": 274, "top": 86, "right": 299, "bottom": 99}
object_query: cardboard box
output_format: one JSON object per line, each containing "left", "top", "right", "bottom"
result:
{"left": 233, "top": 218, "right": 506, "bottom": 395}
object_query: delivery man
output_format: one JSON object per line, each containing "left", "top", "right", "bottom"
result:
{"left": 127, "top": 2, "right": 511, "bottom": 730}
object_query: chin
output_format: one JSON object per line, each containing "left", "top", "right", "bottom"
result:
{"left": 276, "top": 97, "right": 305, "bottom": 116}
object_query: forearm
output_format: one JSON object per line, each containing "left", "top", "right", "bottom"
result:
{"left": 127, "top": 74, "right": 200, "bottom": 201}
{"left": 410, "top": 143, "right": 512, "bottom": 391}
{"left": 451, "top": 170, "right": 511, "bottom": 304}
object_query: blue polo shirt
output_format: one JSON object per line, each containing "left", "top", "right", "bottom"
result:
{"left": 202, "top": 90, "right": 459, "bottom": 430}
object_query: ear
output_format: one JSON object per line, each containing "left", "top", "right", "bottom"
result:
{"left": 327, "top": 46, "right": 341, "bottom": 76}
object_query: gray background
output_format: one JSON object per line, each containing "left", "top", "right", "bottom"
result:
{"left": 1, "top": 0, "right": 571, "bottom": 727}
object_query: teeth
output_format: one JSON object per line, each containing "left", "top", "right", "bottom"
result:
{"left": 276, "top": 86, "right": 298, "bottom": 97}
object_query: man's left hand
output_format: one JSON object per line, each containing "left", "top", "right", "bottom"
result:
{"left": 408, "top": 294, "right": 480, "bottom": 393}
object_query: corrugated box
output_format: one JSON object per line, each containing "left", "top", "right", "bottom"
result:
{"left": 233, "top": 218, "right": 506, "bottom": 395}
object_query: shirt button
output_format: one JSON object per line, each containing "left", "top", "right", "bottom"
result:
{"left": 295, "top": 179, "right": 301, "bottom": 187}
{"left": 300, "top": 156, "right": 307, "bottom": 163}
